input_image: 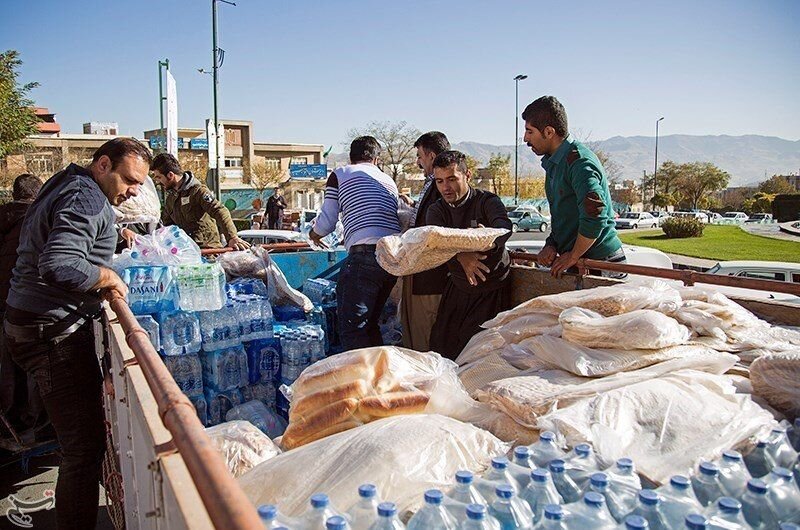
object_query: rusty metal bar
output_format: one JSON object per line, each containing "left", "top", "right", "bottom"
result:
{"left": 201, "top": 241, "right": 311, "bottom": 256}
{"left": 510, "top": 251, "right": 800, "bottom": 296}
{"left": 108, "top": 298, "right": 263, "bottom": 530}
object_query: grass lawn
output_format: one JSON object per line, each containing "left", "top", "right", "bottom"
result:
{"left": 618, "top": 225, "right": 800, "bottom": 262}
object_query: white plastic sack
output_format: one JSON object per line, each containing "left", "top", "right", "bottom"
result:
{"left": 536, "top": 370, "right": 777, "bottom": 484}
{"left": 237, "top": 414, "right": 509, "bottom": 517}
{"left": 455, "top": 313, "right": 560, "bottom": 367}
{"left": 750, "top": 351, "right": 800, "bottom": 418}
{"left": 114, "top": 176, "right": 161, "bottom": 225}
{"left": 376, "top": 225, "right": 509, "bottom": 276}
{"left": 559, "top": 307, "right": 690, "bottom": 350}
{"left": 457, "top": 352, "right": 522, "bottom": 396}
{"left": 206, "top": 420, "right": 281, "bottom": 478}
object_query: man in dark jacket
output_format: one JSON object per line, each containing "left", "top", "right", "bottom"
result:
{"left": 0, "top": 174, "right": 44, "bottom": 433}
{"left": 266, "top": 189, "right": 288, "bottom": 229}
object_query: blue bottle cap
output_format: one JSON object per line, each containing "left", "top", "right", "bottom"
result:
{"left": 310, "top": 494, "right": 329, "bottom": 508}
{"left": 377, "top": 502, "right": 397, "bottom": 518}
{"left": 549, "top": 459, "right": 565, "bottom": 473}
{"left": 639, "top": 489, "right": 659, "bottom": 506}
{"left": 771, "top": 467, "right": 793, "bottom": 480}
{"left": 257, "top": 505, "right": 277, "bottom": 519}
{"left": 495, "top": 484, "right": 515, "bottom": 499}
{"left": 492, "top": 456, "right": 509, "bottom": 469}
{"left": 326, "top": 515, "right": 347, "bottom": 530}
{"left": 685, "top": 513, "right": 708, "bottom": 529}
{"left": 584, "top": 492, "right": 605, "bottom": 507}
{"left": 455, "top": 470, "right": 474, "bottom": 484}
{"left": 540, "top": 431, "right": 556, "bottom": 442}
{"left": 624, "top": 515, "right": 649, "bottom": 530}
{"left": 358, "top": 484, "right": 377, "bottom": 498}
{"left": 531, "top": 469, "right": 550, "bottom": 482}
{"left": 466, "top": 504, "right": 486, "bottom": 521}
{"left": 617, "top": 457, "right": 634, "bottom": 470}
{"left": 575, "top": 443, "right": 592, "bottom": 456}
{"left": 514, "top": 446, "right": 531, "bottom": 459}
{"left": 722, "top": 450, "right": 742, "bottom": 462}
{"left": 671, "top": 475, "right": 691, "bottom": 489}
{"left": 544, "top": 504, "right": 563, "bottom": 520}
{"left": 424, "top": 489, "right": 443, "bottom": 505}
{"left": 699, "top": 462, "right": 719, "bottom": 476}
{"left": 590, "top": 472, "right": 609, "bottom": 488}
{"left": 780, "top": 524, "right": 800, "bottom": 530}
{"left": 747, "top": 478, "right": 768, "bottom": 494}
{"left": 717, "top": 497, "right": 740, "bottom": 513}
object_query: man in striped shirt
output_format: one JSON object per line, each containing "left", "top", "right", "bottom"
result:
{"left": 311, "top": 136, "right": 401, "bottom": 350}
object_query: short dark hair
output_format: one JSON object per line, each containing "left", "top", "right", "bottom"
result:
{"left": 521, "top": 96, "right": 568, "bottom": 138}
{"left": 12, "top": 173, "right": 43, "bottom": 201}
{"left": 150, "top": 152, "right": 182, "bottom": 176}
{"left": 349, "top": 136, "right": 382, "bottom": 163}
{"left": 414, "top": 131, "right": 451, "bottom": 155}
{"left": 92, "top": 137, "right": 153, "bottom": 169}
{"left": 432, "top": 150, "right": 469, "bottom": 174}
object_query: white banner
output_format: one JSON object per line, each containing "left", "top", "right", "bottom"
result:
{"left": 206, "top": 119, "right": 225, "bottom": 169}
{"left": 166, "top": 70, "right": 178, "bottom": 156}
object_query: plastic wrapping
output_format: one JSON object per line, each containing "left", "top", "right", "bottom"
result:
{"left": 237, "top": 414, "right": 509, "bottom": 517}
{"left": 457, "top": 353, "right": 522, "bottom": 396}
{"left": 456, "top": 329, "right": 507, "bottom": 367}
{"left": 559, "top": 307, "right": 690, "bottom": 350}
{"left": 205, "top": 420, "right": 281, "bottom": 478}
{"left": 113, "top": 225, "right": 202, "bottom": 271}
{"left": 750, "top": 351, "right": 800, "bottom": 418}
{"left": 535, "top": 370, "right": 777, "bottom": 484}
{"left": 218, "top": 246, "right": 313, "bottom": 312}
{"left": 225, "top": 400, "right": 288, "bottom": 439}
{"left": 376, "top": 226, "right": 509, "bottom": 276}
{"left": 113, "top": 176, "right": 161, "bottom": 225}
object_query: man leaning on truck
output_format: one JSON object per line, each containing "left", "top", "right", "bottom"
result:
{"left": 3, "top": 138, "right": 147, "bottom": 530}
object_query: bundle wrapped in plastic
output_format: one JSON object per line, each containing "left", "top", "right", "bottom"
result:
{"left": 238, "top": 414, "right": 509, "bottom": 517}
{"left": 750, "top": 351, "right": 800, "bottom": 418}
{"left": 559, "top": 307, "right": 690, "bottom": 350}
{"left": 113, "top": 176, "right": 161, "bottom": 225}
{"left": 455, "top": 313, "right": 560, "bottom": 367}
{"left": 113, "top": 225, "right": 202, "bottom": 271}
{"left": 376, "top": 225, "right": 509, "bottom": 276}
{"left": 281, "top": 346, "right": 493, "bottom": 449}
{"left": 205, "top": 420, "right": 281, "bottom": 478}
{"left": 536, "top": 370, "right": 776, "bottom": 484}
{"left": 218, "top": 247, "right": 313, "bottom": 312}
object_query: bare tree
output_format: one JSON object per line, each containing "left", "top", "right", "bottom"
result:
{"left": 248, "top": 160, "right": 287, "bottom": 209}
{"left": 345, "top": 121, "right": 421, "bottom": 181}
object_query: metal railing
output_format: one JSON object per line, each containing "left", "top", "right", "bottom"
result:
{"left": 108, "top": 298, "right": 263, "bottom": 530}
{"left": 200, "top": 241, "right": 311, "bottom": 256}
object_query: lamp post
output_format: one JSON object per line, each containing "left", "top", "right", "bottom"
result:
{"left": 157, "top": 59, "right": 169, "bottom": 152}
{"left": 514, "top": 74, "right": 528, "bottom": 205}
{"left": 654, "top": 116, "right": 664, "bottom": 203}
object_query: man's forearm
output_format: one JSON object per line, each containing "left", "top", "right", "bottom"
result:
{"left": 570, "top": 234, "right": 597, "bottom": 259}
{"left": 91, "top": 267, "right": 121, "bottom": 291}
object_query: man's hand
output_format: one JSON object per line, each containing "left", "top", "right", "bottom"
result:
{"left": 456, "top": 252, "right": 490, "bottom": 286}
{"left": 121, "top": 228, "right": 137, "bottom": 248}
{"left": 309, "top": 229, "right": 329, "bottom": 250}
{"left": 100, "top": 271, "right": 128, "bottom": 302}
{"left": 537, "top": 245, "right": 558, "bottom": 268}
{"left": 227, "top": 236, "right": 251, "bottom": 251}
{"left": 550, "top": 250, "right": 580, "bottom": 278}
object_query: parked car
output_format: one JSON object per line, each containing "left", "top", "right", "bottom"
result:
{"left": 506, "top": 240, "right": 673, "bottom": 270}
{"left": 672, "top": 211, "right": 710, "bottom": 223}
{"left": 722, "top": 211, "right": 749, "bottom": 222}
{"left": 508, "top": 210, "right": 549, "bottom": 232}
{"left": 648, "top": 211, "right": 671, "bottom": 227}
{"left": 237, "top": 229, "right": 306, "bottom": 246}
{"left": 746, "top": 213, "right": 773, "bottom": 223}
{"left": 707, "top": 260, "right": 800, "bottom": 284}
{"left": 615, "top": 211, "right": 658, "bottom": 229}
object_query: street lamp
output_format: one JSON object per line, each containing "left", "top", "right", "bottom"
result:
{"left": 653, "top": 116, "right": 664, "bottom": 203}
{"left": 514, "top": 74, "right": 528, "bottom": 205}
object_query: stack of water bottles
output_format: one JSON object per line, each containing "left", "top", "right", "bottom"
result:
{"left": 256, "top": 420, "right": 800, "bottom": 530}
{"left": 273, "top": 321, "right": 327, "bottom": 419}
{"left": 302, "top": 278, "right": 341, "bottom": 355}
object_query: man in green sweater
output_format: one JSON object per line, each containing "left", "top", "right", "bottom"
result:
{"left": 522, "top": 96, "right": 625, "bottom": 277}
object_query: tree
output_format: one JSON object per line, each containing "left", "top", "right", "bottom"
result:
{"left": 743, "top": 192, "right": 776, "bottom": 215}
{"left": 485, "top": 153, "right": 511, "bottom": 195}
{"left": 672, "top": 162, "right": 730, "bottom": 210}
{"left": 643, "top": 161, "right": 684, "bottom": 204}
{"left": 759, "top": 175, "right": 796, "bottom": 195}
{"left": 248, "top": 160, "right": 287, "bottom": 210}
{"left": 612, "top": 187, "right": 641, "bottom": 207}
{"left": 179, "top": 152, "right": 209, "bottom": 181}
{"left": 465, "top": 155, "right": 480, "bottom": 177}
{"left": 345, "top": 121, "right": 421, "bottom": 181}
{"left": 519, "top": 176, "right": 545, "bottom": 200}
{"left": 0, "top": 50, "right": 40, "bottom": 159}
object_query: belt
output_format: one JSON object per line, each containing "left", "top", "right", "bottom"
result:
{"left": 4, "top": 319, "right": 86, "bottom": 343}
{"left": 349, "top": 244, "right": 377, "bottom": 254}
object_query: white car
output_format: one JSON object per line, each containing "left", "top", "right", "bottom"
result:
{"left": 707, "top": 261, "right": 800, "bottom": 284}
{"left": 721, "top": 212, "right": 749, "bottom": 223}
{"left": 671, "top": 211, "right": 710, "bottom": 223}
{"left": 615, "top": 212, "right": 659, "bottom": 229}
{"left": 237, "top": 229, "right": 306, "bottom": 246}
{"left": 506, "top": 240, "right": 673, "bottom": 270}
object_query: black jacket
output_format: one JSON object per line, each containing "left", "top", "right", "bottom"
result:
{"left": 0, "top": 201, "right": 31, "bottom": 310}
{"left": 411, "top": 180, "right": 449, "bottom": 295}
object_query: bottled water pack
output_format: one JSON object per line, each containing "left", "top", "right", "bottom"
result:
{"left": 232, "top": 294, "right": 273, "bottom": 341}
{"left": 241, "top": 381, "right": 277, "bottom": 411}
{"left": 187, "top": 390, "right": 208, "bottom": 426}
{"left": 135, "top": 315, "right": 161, "bottom": 352}
{"left": 200, "top": 345, "right": 249, "bottom": 392}
{"left": 204, "top": 387, "right": 243, "bottom": 426}
{"left": 176, "top": 263, "right": 227, "bottom": 312}
{"left": 199, "top": 304, "right": 242, "bottom": 351}
{"left": 158, "top": 311, "right": 202, "bottom": 356}
{"left": 245, "top": 337, "right": 281, "bottom": 384}
{"left": 123, "top": 266, "right": 178, "bottom": 314}
{"left": 303, "top": 278, "right": 337, "bottom": 305}
{"left": 162, "top": 353, "right": 203, "bottom": 396}
{"left": 226, "top": 277, "right": 268, "bottom": 298}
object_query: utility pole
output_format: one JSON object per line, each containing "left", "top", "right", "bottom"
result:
{"left": 654, "top": 116, "right": 664, "bottom": 204}
{"left": 158, "top": 59, "right": 170, "bottom": 152}
{"left": 513, "top": 74, "right": 527, "bottom": 205}
{"left": 207, "top": 0, "right": 236, "bottom": 200}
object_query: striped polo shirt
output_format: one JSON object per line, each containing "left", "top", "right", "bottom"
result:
{"left": 314, "top": 163, "right": 401, "bottom": 250}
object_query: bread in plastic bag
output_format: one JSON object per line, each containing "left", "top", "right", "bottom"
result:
{"left": 455, "top": 313, "right": 560, "bottom": 367}
{"left": 205, "top": 420, "right": 281, "bottom": 478}
{"left": 535, "top": 370, "right": 776, "bottom": 484}
{"left": 237, "top": 414, "right": 509, "bottom": 517}
{"left": 750, "top": 351, "right": 800, "bottom": 418}
{"left": 457, "top": 352, "right": 522, "bottom": 396}
{"left": 114, "top": 176, "right": 161, "bottom": 225}
{"left": 559, "top": 307, "right": 690, "bottom": 350}
{"left": 376, "top": 225, "right": 509, "bottom": 276}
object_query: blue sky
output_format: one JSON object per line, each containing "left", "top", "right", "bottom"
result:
{"left": 3, "top": 0, "right": 799, "bottom": 149}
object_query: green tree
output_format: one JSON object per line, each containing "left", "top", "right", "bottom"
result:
{"left": 673, "top": 162, "right": 730, "bottom": 210}
{"left": 486, "top": 152, "right": 511, "bottom": 195}
{"left": 0, "top": 50, "right": 39, "bottom": 159}
{"left": 758, "top": 175, "right": 796, "bottom": 195}
{"left": 643, "top": 161, "right": 684, "bottom": 205}
{"left": 345, "top": 121, "right": 421, "bottom": 182}
{"left": 465, "top": 155, "right": 480, "bottom": 176}
{"left": 742, "top": 192, "right": 776, "bottom": 215}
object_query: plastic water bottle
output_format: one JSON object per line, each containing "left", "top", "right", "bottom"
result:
{"left": 705, "top": 497, "right": 748, "bottom": 529}
{"left": 508, "top": 447, "right": 534, "bottom": 490}
{"left": 794, "top": 454, "right": 800, "bottom": 486}
{"left": 764, "top": 466, "right": 800, "bottom": 523}
{"left": 225, "top": 400, "right": 287, "bottom": 438}
{"left": 766, "top": 427, "right": 799, "bottom": 469}
{"left": 521, "top": 469, "right": 561, "bottom": 524}
{"left": 227, "top": 277, "right": 268, "bottom": 297}
{"left": 162, "top": 354, "right": 203, "bottom": 395}
{"left": 204, "top": 387, "right": 243, "bottom": 426}
{"left": 655, "top": 475, "right": 703, "bottom": 529}
{"left": 528, "top": 432, "right": 565, "bottom": 469}
{"left": 547, "top": 460, "right": 581, "bottom": 504}
{"left": 691, "top": 462, "right": 725, "bottom": 507}
{"left": 684, "top": 514, "right": 708, "bottom": 529}
{"left": 176, "top": 263, "right": 226, "bottom": 312}
{"left": 457, "top": 504, "right": 500, "bottom": 530}
{"left": 123, "top": 266, "right": 178, "bottom": 314}
{"left": 744, "top": 441, "right": 776, "bottom": 478}
{"left": 406, "top": 490, "right": 458, "bottom": 530}
{"left": 488, "top": 484, "right": 533, "bottom": 530}
{"left": 369, "top": 502, "right": 406, "bottom": 530}
{"left": 327, "top": 515, "right": 351, "bottom": 530}
{"left": 187, "top": 391, "right": 208, "bottom": 426}
{"left": 245, "top": 337, "right": 282, "bottom": 384}
{"left": 606, "top": 458, "right": 641, "bottom": 515}
{"left": 159, "top": 311, "right": 202, "bottom": 356}
{"left": 564, "top": 444, "right": 599, "bottom": 490}
{"left": 513, "top": 447, "right": 533, "bottom": 469}
{"left": 478, "top": 457, "right": 521, "bottom": 499}
{"left": 584, "top": 472, "right": 627, "bottom": 523}
{"left": 789, "top": 418, "right": 800, "bottom": 451}
{"left": 258, "top": 504, "right": 295, "bottom": 529}
{"left": 135, "top": 315, "right": 161, "bottom": 352}
{"left": 347, "top": 484, "right": 381, "bottom": 530}
{"left": 622, "top": 515, "right": 649, "bottom": 530}
{"left": 716, "top": 450, "right": 751, "bottom": 500}
{"left": 242, "top": 381, "right": 277, "bottom": 410}
{"left": 782, "top": 524, "right": 800, "bottom": 530}
{"left": 566, "top": 492, "right": 616, "bottom": 530}
{"left": 628, "top": 490, "right": 668, "bottom": 530}
{"left": 298, "top": 494, "right": 345, "bottom": 529}
{"left": 741, "top": 478, "right": 780, "bottom": 529}
{"left": 532, "top": 505, "right": 565, "bottom": 530}
{"left": 445, "top": 471, "right": 487, "bottom": 521}
{"left": 199, "top": 304, "right": 242, "bottom": 351}
{"left": 200, "top": 345, "right": 249, "bottom": 392}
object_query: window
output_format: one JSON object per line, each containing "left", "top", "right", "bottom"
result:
{"left": 737, "top": 270, "right": 786, "bottom": 282}
{"left": 264, "top": 157, "right": 281, "bottom": 170}
{"left": 792, "top": 273, "right": 800, "bottom": 283}
{"left": 25, "top": 152, "right": 54, "bottom": 175}
{"left": 224, "top": 157, "right": 242, "bottom": 168}
{"left": 290, "top": 157, "right": 308, "bottom": 165}
{"left": 225, "top": 128, "right": 242, "bottom": 147}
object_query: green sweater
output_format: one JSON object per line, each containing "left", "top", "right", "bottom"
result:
{"left": 542, "top": 136, "right": 622, "bottom": 260}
